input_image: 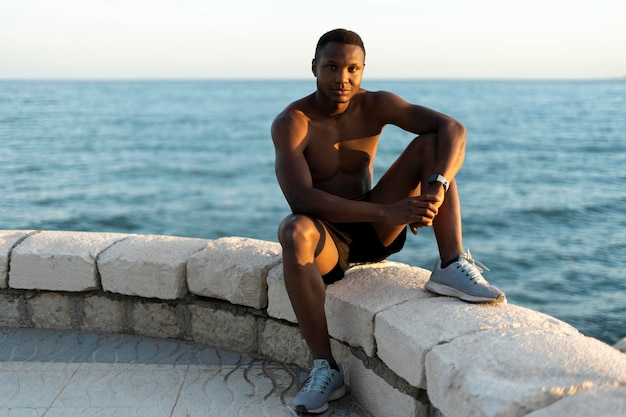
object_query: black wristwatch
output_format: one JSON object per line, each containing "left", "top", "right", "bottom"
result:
{"left": 428, "top": 174, "right": 450, "bottom": 192}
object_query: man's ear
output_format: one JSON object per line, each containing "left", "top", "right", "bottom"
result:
{"left": 311, "top": 59, "right": 317, "bottom": 77}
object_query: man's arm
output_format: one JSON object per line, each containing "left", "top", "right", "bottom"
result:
{"left": 372, "top": 91, "right": 467, "bottom": 183}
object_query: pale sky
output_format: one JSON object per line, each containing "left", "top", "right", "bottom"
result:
{"left": 1, "top": 0, "right": 625, "bottom": 79}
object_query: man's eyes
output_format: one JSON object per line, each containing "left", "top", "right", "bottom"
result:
{"left": 325, "top": 65, "right": 360, "bottom": 72}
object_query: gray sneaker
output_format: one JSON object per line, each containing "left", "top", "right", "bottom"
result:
{"left": 292, "top": 359, "right": 347, "bottom": 414}
{"left": 425, "top": 249, "right": 506, "bottom": 303}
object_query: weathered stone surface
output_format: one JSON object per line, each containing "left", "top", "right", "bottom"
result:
{"left": 375, "top": 297, "right": 579, "bottom": 388}
{"left": 524, "top": 386, "right": 626, "bottom": 417}
{"left": 99, "top": 234, "right": 208, "bottom": 299}
{"left": 327, "top": 263, "right": 433, "bottom": 356}
{"left": 10, "top": 231, "right": 128, "bottom": 292}
{"left": 29, "top": 292, "right": 72, "bottom": 330}
{"left": 131, "top": 301, "right": 181, "bottom": 339}
{"left": 81, "top": 295, "right": 125, "bottom": 333}
{"left": 614, "top": 336, "right": 626, "bottom": 353}
{"left": 268, "top": 261, "right": 433, "bottom": 356}
{"left": 426, "top": 328, "right": 626, "bottom": 417}
{"left": 189, "top": 304, "right": 256, "bottom": 353}
{"left": 348, "top": 356, "right": 427, "bottom": 417}
{"left": 0, "top": 230, "right": 36, "bottom": 289}
{"left": 266, "top": 263, "right": 296, "bottom": 322}
{"left": 187, "top": 237, "right": 281, "bottom": 309}
{"left": 0, "top": 293, "right": 22, "bottom": 327}
{"left": 259, "top": 319, "right": 312, "bottom": 369}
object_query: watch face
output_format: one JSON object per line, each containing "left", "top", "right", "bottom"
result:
{"left": 428, "top": 174, "right": 449, "bottom": 190}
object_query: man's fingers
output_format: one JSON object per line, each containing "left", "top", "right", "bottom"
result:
{"left": 416, "top": 193, "right": 443, "bottom": 203}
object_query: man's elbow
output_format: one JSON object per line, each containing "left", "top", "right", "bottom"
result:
{"left": 286, "top": 193, "right": 313, "bottom": 216}
{"left": 445, "top": 119, "right": 467, "bottom": 153}
{"left": 288, "top": 201, "right": 304, "bottom": 215}
{"left": 451, "top": 119, "right": 467, "bottom": 141}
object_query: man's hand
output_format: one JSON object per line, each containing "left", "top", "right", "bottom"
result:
{"left": 384, "top": 194, "right": 443, "bottom": 235}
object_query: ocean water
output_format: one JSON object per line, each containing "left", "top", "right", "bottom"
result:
{"left": 1, "top": 80, "right": 625, "bottom": 345}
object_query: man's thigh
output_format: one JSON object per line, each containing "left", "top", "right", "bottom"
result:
{"left": 369, "top": 133, "right": 436, "bottom": 204}
{"left": 312, "top": 219, "right": 341, "bottom": 277}
{"left": 368, "top": 133, "right": 437, "bottom": 245}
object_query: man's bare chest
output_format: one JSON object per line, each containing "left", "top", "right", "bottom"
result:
{"left": 303, "top": 124, "right": 381, "bottom": 182}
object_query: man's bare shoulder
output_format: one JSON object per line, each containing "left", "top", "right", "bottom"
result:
{"left": 271, "top": 95, "right": 315, "bottom": 148}
{"left": 359, "top": 89, "right": 404, "bottom": 105}
{"left": 274, "top": 104, "right": 308, "bottom": 126}
{"left": 357, "top": 89, "right": 410, "bottom": 122}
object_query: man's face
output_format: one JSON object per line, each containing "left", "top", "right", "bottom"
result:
{"left": 312, "top": 42, "right": 365, "bottom": 104}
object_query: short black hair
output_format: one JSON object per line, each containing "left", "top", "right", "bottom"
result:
{"left": 314, "top": 29, "right": 365, "bottom": 60}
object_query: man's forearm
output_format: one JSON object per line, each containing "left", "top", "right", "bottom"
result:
{"left": 288, "top": 188, "right": 385, "bottom": 223}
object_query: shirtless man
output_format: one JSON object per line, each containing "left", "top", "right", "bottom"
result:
{"left": 272, "top": 28, "right": 505, "bottom": 414}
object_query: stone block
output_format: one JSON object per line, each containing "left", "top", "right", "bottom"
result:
{"left": 425, "top": 328, "right": 626, "bottom": 417}
{"left": 375, "top": 297, "right": 579, "bottom": 388}
{"left": 132, "top": 301, "right": 181, "bottom": 339}
{"left": 326, "top": 262, "right": 433, "bottom": 356}
{"left": 189, "top": 304, "right": 256, "bottom": 352}
{"left": 99, "top": 234, "right": 208, "bottom": 299}
{"left": 524, "top": 386, "right": 626, "bottom": 417}
{"left": 266, "top": 264, "right": 295, "bottom": 322}
{"left": 348, "top": 355, "right": 427, "bottom": 417}
{"left": 10, "top": 231, "right": 128, "bottom": 292}
{"left": 0, "top": 230, "right": 36, "bottom": 289}
{"left": 0, "top": 293, "right": 22, "bottom": 327}
{"left": 29, "top": 292, "right": 72, "bottom": 330}
{"left": 259, "top": 319, "right": 312, "bottom": 369}
{"left": 81, "top": 295, "right": 126, "bottom": 333}
{"left": 187, "top": 237, "right": 281, "bottom": 309}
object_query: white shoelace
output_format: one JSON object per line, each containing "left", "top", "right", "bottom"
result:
{"left": 302, "top": 364, "right": 332, "bottom": 393}
{"left": 459, "top": 249, "right": 490, "bottom": 285}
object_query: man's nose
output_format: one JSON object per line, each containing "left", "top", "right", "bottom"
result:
{"left": 334, "top": 69, "right": 348, "bottom": 83}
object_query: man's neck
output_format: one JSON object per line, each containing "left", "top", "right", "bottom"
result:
{"left": 314, "top": 91, "right": 350, "bottom": 117}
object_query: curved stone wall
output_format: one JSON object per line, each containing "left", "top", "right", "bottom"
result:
{"left": 1, "top": 230, "right": 625, "bottom": 417}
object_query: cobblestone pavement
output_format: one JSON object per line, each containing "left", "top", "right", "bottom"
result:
{"left": 0, "top": 328, "right": 373, "bottom": 417}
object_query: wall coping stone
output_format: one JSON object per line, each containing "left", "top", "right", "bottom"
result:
{"left": 187, "top": 236, "right": 282, "bottom": 309}
{"left": 1, "top": 229, "right": 625, "bottom": 417}
{"left": 99, "top": 234, "right": 209, "bottom": 299}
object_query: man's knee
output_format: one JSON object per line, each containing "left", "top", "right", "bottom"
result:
{"left": 277, "top": 214, "right": 321, "bottom": 251}
{"left": 408, "top": 133, "right": 437, "bottom": 157}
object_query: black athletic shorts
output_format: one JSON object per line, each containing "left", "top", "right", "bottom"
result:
{"left": 318, "top": 220, "right": 407, "bottom": 285}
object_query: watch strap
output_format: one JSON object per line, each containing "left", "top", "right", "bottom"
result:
{"left": 428, "top": 174, "right": 450, "bottom": 191}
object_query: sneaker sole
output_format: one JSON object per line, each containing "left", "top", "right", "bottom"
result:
{"left": 425, "top": 281, "right": 507, "bottom": 304}
{"left": 293, "top": 384, "right": 347, "bottom": 414}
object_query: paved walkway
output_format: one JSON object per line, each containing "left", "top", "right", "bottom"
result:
{"left": 0, "top": 328, "right": 372, "bottom": 417}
